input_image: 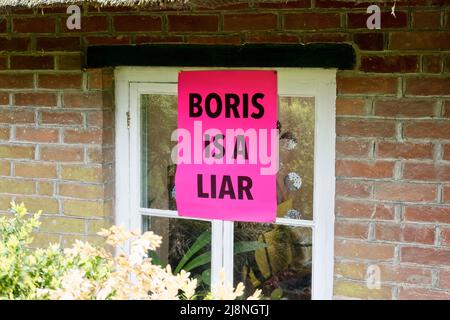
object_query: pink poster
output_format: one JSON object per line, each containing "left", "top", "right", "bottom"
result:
{"left": 175, "top": 70, "right": 278, "bottom": 222}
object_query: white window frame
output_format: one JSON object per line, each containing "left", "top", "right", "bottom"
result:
{"left": 115, "top": 67, "right": 336, "bottom": 300}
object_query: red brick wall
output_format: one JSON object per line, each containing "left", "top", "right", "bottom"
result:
{"left": 0, "top": 0, "right": 449, "bottom": 299}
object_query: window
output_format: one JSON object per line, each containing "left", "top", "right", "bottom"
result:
{"left": 115, "top": 67, "right": 336, "bottom": 299}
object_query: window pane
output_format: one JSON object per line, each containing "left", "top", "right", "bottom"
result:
{"left": 143, "top": 216, "right": 212, "bottom": 295}
{"left": 277, "top": 97, "right": 315, "bottom": 220}
{"left": 140, "top": 94, "right": 178, "bottom": 210}
{"left": 233, "top": 222, "right": 312, "bottom": 300}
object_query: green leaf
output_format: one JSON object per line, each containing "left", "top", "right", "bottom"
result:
{"left": 183, "top": 252, "right": 211, "bottom": 272}
{"left": 201, "top": 269, "right": 211, "bottom": 286}
{"left": 175, "top": 230, "right": 211, "bottom": 273}
{"left": 148, "top": 251, "right": 162, "bottom": 266}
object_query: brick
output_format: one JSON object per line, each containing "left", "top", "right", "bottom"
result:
{"left": 423, "top": 55, "right": 442, "bottom": 73}
{"left": 374, "top": 183, "right": 437, "bottom": 202}
{"left": 413, "top": 11, "right": 442, "bottom": 29}
{"left": 402, "top": 225, "right": 435, "bottom": 245}
{"left": 377, "top": 142, "right": 433, "bottom": 160}
{"left": 336, "top": 199, "right": 394, "bottom": 220}
{"left": 445, "top": 101, "right": 450, "bottom": 118}
{"left": 113, "top": 15, "right": 161, "bottom": 32}
{"left": 336, "top": 180, "right": 372, "bottom": 199}
{"left": 403, "top": 163, "right": 450, "bottom": 181}
{"left": 389, "top": 32, "right": 450, "bottom": 50}
{"left": 64, "top": 200, "right": 106, "bottom": 217}
{"left": 405, "top": 206, "right": 450, "bottom": 224}
{"left": 284, "top": 13, "right": 340, "bottom": 30}
{"left": 39, "top": 216, "right": 85, "bottom": 234}
{"left": 378, "top": 265, "right": 432, "bottom": 285}
{"left": 30, "top": 232, "right": 60, "bottom": 248}
{"left": 439, "top": 270, "right": 450, "bottom": 289}
{"left": 58, "top": 55, "right": 82, "bottom": 70}
{"left": 87, "top": 69, "right": 113, "bottom": 90}
{"left": 63, "top": 92, "right": 107, "bottom": 108}
{"left": 61, "top": 166, "right": 103, "bottom": 182}
{"left": 0, "top": 74, "right": 34, "bottom": 88}
{"left": 59, "top": 183, "right": 104, "bottom": 200}
{"left": 36, "top": 37, "right": 80, "bottom": 51}
{"left": 40, "top": 146, "right": 83, "bottom": 162}
{"left": 0, "top": 92, "right": 9, "bottom": 105}
{"left": 401, "top": 247, "right": 450, "bottom": 267}
{"left": 14, "top": 162, "right": 56, "bottom": 179}
{"left": 87, "top": 219, "right": 113, "bottom": 235}
{"left": 0, "top": 38, "right": 30, "bottom": 51}
{"left": 335, "top": 220, "right": 368, "bottom": 239}
{"left": 336, "top": 160, "right": 394, "bottom": 178}
{"left": 336, "top": 98, "right": 365, "bottom": 116}
{"left": 224, "top": 14, "right": 277, "bottom": 31}
{"left": 375, "top": 223, "right": 401, "bottom": 242}
{"left": 38, "top": 74, "right": 82, "bottom": 89}
{"left": 0, "top": 178, "right": 35, "bottom": 194}
{"left": 40, "top": 111, "right": 83, "bottom": 125}
{"left": 135, "top": 35, "right": 184, "bottom": 44}
{"left": 405, "top": 77, "right": 450, "bottom": 96}
{"left": 374, "top": 99, "right": 435, "bottom": 118}
{"left": 0, "top": 160, "right": 10, "bottom": 176}
{"left": 360, "top": 55, "right": 419, "bottom": 73}
{"left": 15, "top": 196, "right": 58, "bottom": 214}
{"left": 15, "top": 127, "right": 59, "bottom": 143}
{"left": 38, "top": 181, "right": 53, "bottom": 196}
{"left": 84, "top": 36, "right": 131, "bottom": 45}
{"left": 64, "top": 128, "right": 105, "bottom": 144}
{"left": 336, "top": 140, "right": 371, "bottom": 158}
{"left": 244, "top": 33, "right": 299, "bottom": 44}
{"left": 0, "top": 145, "right": 35, "bottom": 159}
{"left": 334, "top": 280, "right": 392, "bottom": 300}
{"left": 404, "top": 122, "right": 450, "bottom": 140}
{"left": 334, "top": 261, "right": 366, "bottom": 280}
{"left": 63, "top": 16, "right": 108, "bottom": 33}
{"left": 337, "top": 76, "right": 397, "bottom": 94}
{"left": 168, "top": 15, "right": 218, "bottom": 32}
{"left": 353, "top": 33, "right": 384, "bottom": 51}
{"left": 0, "top": 195, "right": 12, "bottom": 210}
{"left": 87, "top": 111, "right": 113, "bottom": 128}
{"left": 348, "top": 12, "right": 407, "bottom": 28}
{"left": 444, "top": 185, "right": 450, "bottom": 204}
{"left": 0, "top": 109, "right": 35, "bottom": 124}
{"left": 10, "top": 55, "right": 54, "bottom": 70}
{"left": 15, "top": 93, "right": 57, "bottom": 107}
{"left": 87, "top": 147, "right": 114, "bottom": 164}
{"left": 337, "top": 120, "right": 396, "bottom": 138}
{"left": 0, "top": 127, "right": 9, "bottom": 141}
{"left": 302, "top": 33, "right": 348, "bottom": 43}
{"left": 335, "top": 239, "right": 395, "bottom": 260}
{"left": 13, "top": 17, "right": 55, "bottom": 33}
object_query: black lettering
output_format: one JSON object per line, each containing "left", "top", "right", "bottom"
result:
{"left": 225, "top": 93, "right": 240, "bottom": 118}
{"left": 197, "top": 174, "right": 208, "bottom": 198}
{"left": 189, "top": 93, "right": 203, "bottom": 117}
{"left": 219, "top": 175, "right": 236, "bottom": 199}
{"left": 251, "top": 93, "right": 265, "bottom": 119}
{"left": 238, "top": 176, "right": 253, "bottom": 200}
{"left": 205, "top": 93, "right": 222, "bottom": 118}
{"left": 233, "top": 135, "right": 248, "bottom": 160}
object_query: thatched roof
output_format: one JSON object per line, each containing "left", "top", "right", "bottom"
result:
{"left": 0, "top": 0, "right": 242, "bottom": 8}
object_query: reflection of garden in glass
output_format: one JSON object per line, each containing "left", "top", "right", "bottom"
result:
{"left": 277, "top": 97, "right": 315, "bottom": 221}
{"left": 140, "top": 94, "right": 178, "bottom": 210}
{"left": 143, "top": 216, "right": 212, "bottom": 295}
{"left": 234, "top": 223, "right": 312, "bottom": 300}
